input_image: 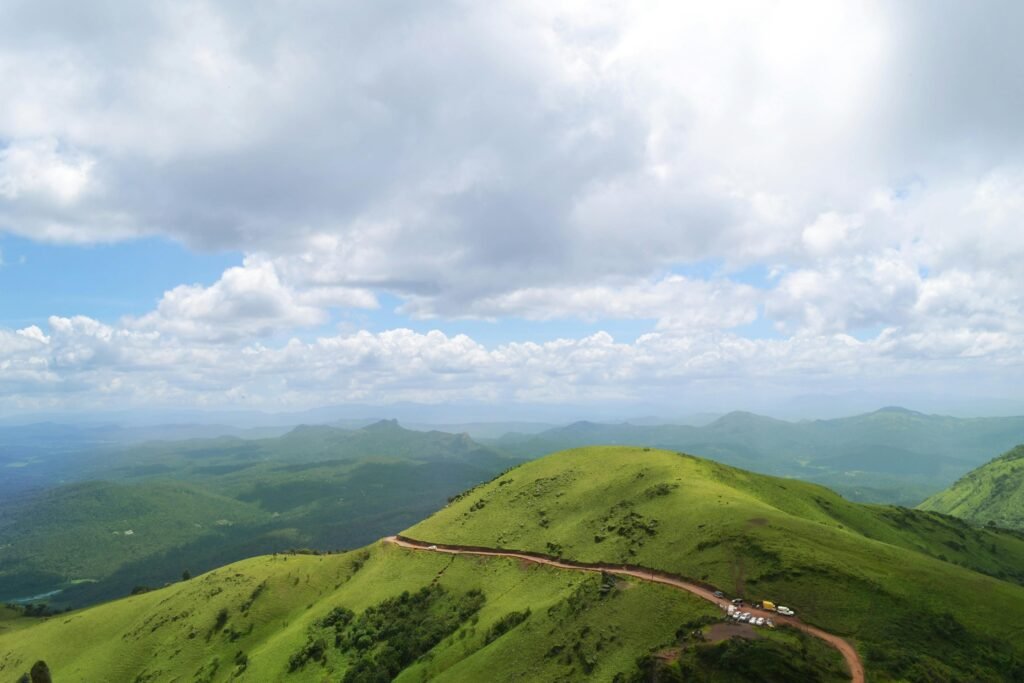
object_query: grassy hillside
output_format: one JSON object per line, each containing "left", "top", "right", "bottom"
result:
{"left": 0, "top": 422, "right": 516, "bottom": 608}
{"left": 5, "top": 445, "right": 1024, "bottom": 681}
{"left": 0, "top": 542, "right": 847, "bottom": 682}
{"left": 409, "top": 447, "right": 1024, "bottom": 681}
{"left": 918, "top": 445, "right": 1024, "bottom": 529}
{"left": 490, "top": 408, "right": 1024, "bottom": 504}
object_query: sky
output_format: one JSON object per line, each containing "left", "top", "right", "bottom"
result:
{"left": 2, "top": 0, "right": 1024, "bottom": 420}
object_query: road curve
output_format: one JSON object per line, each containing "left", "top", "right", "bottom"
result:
{"left": 384, "top": 535, "right": 864, "bottom": 683}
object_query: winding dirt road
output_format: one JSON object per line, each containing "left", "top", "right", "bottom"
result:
{"left": 385, "top": 535, "right": 864, "bottom": 683}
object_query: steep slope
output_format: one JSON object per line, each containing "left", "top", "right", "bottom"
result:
{"left": 408, "top": 447, "right": 1024, "bottom": 681}
{"left": 0, "top": 543, "right": 848, "bottom": 682}
{"left": 918, "top": 444, "right": 1024, "bottom": 529}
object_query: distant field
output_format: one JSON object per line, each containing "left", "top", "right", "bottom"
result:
{"left": 0, "top": 422, "right": 517, "bottom": 607}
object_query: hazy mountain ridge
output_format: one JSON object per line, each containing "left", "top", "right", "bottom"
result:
{"left": 490, "top": 408, "right": 1024, "bottom": 504}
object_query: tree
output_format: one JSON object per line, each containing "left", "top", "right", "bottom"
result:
{"left": 182, "top": 569, "right": 192, "bottom": 581}
{"left": 30, "top": 661, "right": 53, "bottom": 683}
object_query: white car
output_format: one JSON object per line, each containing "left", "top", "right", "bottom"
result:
{"left": 777, "top": 606, "right": 794, "bottom": 616}
{"left": 755, "top": 617, "right": 765, "bottom": 626}
{"left": 428, "top": 545, "right": 438, "bottom": 550}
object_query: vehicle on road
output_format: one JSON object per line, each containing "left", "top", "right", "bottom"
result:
{"left": 428, "top": 545, "right": 438, "bottom": 550}
{"left": 714, "top": 590, "right": 725, "bottom": 598}
{"left": 731, "top": 597, "right": 743, "bottom": 605}
{"left": 777, "top": 606, "right": 794, "bottom": 616}
{"left": 755, "top": 617, "right": 765, "bottom": 626}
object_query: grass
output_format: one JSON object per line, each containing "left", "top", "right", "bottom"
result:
{"left": 5, "top": 445, "right": 1024, "bottom": 681}
{"left": 919, "top": 444, "right": 1024, "bottom": 529}
{"left": 0, "top": 540, "right": 815, "bottom": 682}
{"left": 407, "top": 446, "right": 1024, "bottom": 681}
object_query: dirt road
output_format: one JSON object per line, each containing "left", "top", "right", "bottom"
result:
{"left": 385, "top": 535, "right": 865, "bottom": 683}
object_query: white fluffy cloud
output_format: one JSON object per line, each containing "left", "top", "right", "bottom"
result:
{"left": 2, "top": 1, "right": 1024, "bottom": 412}
{"left": 131, "top": 258, "right": 377, "bottom": 342}
{"left": 3, "top": 316, "right": 1022, "bottom": 414}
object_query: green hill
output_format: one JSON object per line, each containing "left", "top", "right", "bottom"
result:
{"left": 0, "top": 543, "right": 848, "bottom": 682}
{"left": 3, "top": 446, "right": 1024, "bottom": 681}
{"left": 490, "top": 408, "right": 1024, "bottom": 504}
{"left": 918, "top": 445, "right": 1024, "bottom": 529}
{"left": 409, "top": 446, "right": 1024, "bottom": 681}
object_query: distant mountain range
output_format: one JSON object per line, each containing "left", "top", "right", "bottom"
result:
{"left": 7, "top": 406, "right": 1024, "bottom": 507}
{"left": 487, "top": 407, "right": 1024, "bottom": 505}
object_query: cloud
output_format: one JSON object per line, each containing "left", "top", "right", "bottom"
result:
{"left": 1, "top": 2, "right": 1024, "bottom": 412}
{"left": 131, "top": 257, "right": 376, "bottom": 342}
{"left": 0, "top": 1, "right": 969, "bottom": 307}
{"left": 399, "top": 274, "right": 760, "bottom": 331}
{"left": 0, "top": 137, "right": 94, "bottom": 204}
{"left": 766, "top": 252, "right": 922, "bottom": 335}
{"left": 3, "top": 315, "right": 1023, "bottom": 414}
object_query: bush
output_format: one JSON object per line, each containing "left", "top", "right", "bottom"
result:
{"left": 330, "top": 585, "right": 486, "bottom": 682}
{"left": 485, "top": 609, "right": 531, "bottom": 644}
{"left": 288, "top": 637, "right": 327, "bottom": 671}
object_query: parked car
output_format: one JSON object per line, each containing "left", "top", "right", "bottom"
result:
{"left": 731, "top": 598, "right": 743, "bottom": 605}
{"left": 755, "top": 617, "right": 765, "bottom": 626}
{"left": 714, "top": 590, "right": 725, "bottom": 598}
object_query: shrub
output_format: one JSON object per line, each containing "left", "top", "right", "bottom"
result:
{"left": 485, "top": 609, "right": 531, "bottom": 644}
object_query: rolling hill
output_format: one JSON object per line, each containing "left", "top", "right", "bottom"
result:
{"left": 0, "top": 421, "right": 516, "bottom": 608}
{"left": 489, "top": 407, "right": 1024, "bottom": 504}
{"left": 0, "top": 542, "right": 849, "bottom": 682}
{"left": 918, "top": 445, "right": 1024, "bottom": 529}
{"left": 2, "top": 447, "right": 1023, "bottom": 681}
{"left": 409, "top": 446, "right": 1024, "bottom": 681}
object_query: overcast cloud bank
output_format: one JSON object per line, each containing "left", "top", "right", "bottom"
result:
{"left": 1, "top": 1, "right": 1023, "bottom": 414}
